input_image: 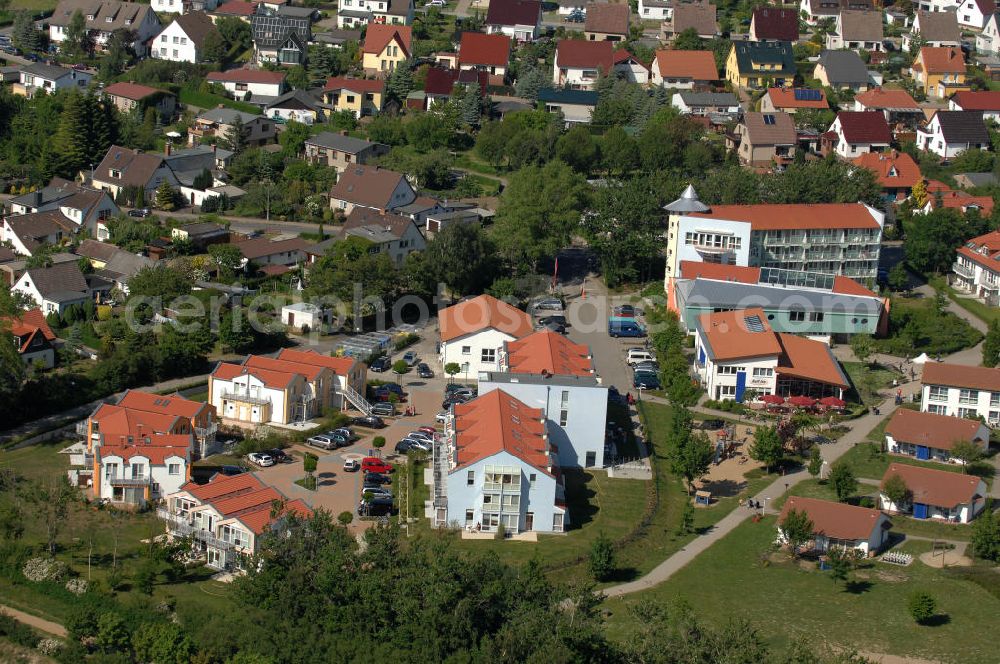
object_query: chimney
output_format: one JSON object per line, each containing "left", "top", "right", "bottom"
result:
{"left": 165, "top": 142, "right": 171, "bottom": 156}
{"left": 34, "top": 190, "right": 42, "bottom": 206}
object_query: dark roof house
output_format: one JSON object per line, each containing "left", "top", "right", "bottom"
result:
{"left": 750, "top": 6, "right": 798, "bottom": 41}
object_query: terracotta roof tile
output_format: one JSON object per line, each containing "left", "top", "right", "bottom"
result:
{"left": 690, "top": 203, "right": 881, "bottom": 231}
{"left": 323, "top": 77, "right": 385, "bottom": 93}
{"left": 585, "top": 2, "right": 629, "bottom": 35}
{"left": 780, "top": 496, "right": 887, "bottom": 541}
{"left": 98, "top": 444, "right": 188, "bottom": 465}
{"left": 504, "top": 330, "right": 594, "bottom": 377}
{"left": 185, "top": 472, "right": 265, "bottom": 501}
{"left": 775, "top": 333, "right": 850, "bottom": 388}
{"left": 679, "top": 261, "right": 760, "bottom": 283}
{"left": 921, "top": 362, "right": 1000, "bottom": 392}
{"left": 556, "top": 39, "right": 614, "bottom": 70}
{"left": 243, "top": 355, "right": 325, "bottom": 381}
{"left": 362, "top": 24, "right": 411, "bottom": 56}
{"left": 212, "top": 361, "right": 297, "bottom": 390}
{"left": 654, "top": 49, "right": 717, "bottom": 80}
{"left": 885, "top": 409, "right": 987, "bottom": 451}
{"left": 882, "top": 463, "right": 984, "bottom": 509}
{"left": 458, "top": 31, "right": 511, "bottom": 67}
{"left": 765, "top": 87, "right": 829, "bottom": 109}
{"left": 104, "top": 81, "right": 164, "bottom": 101}
{"left": 440, "top": 294, "right": 533, "bottom": 342}
{"left": 213, "top": 0, "right": 257, "bottom": 15}
{"left": 917, "top": 46, "right": 966, "bottom": 73}
{"left": 276, "top": 348, "right": 357, "bottom": 375}
{"left": 855, "top": 87, "right": 920, "bottom": 111}
{"left": 835, "top": 111, "right": 891, "bottom": 144}
{"left": 3, "top": 308, "right": 55, "bottom": 351}
{"left": 852, "top": 151, "right": 922, "bottom": 189}
{"left": 485, "top": 0, "right": 541, "bottom": 26}
{"left": 697, "top": 307, "right": 783, "bottom": 361}
{"left": 951, "top": 90, "right": 1000, "bottom": 111}
{"left": 452, "top": 389, "right": 551, "bottom": 472}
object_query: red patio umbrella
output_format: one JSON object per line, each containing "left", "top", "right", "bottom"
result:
{"left": 819, "top": 396, "right": 847, "bottom": 408}
{"left": 787, "top": 396, "right": 817, "bottom": 407}
{"left": 761, "top": 394, "right": 785, "bottom": 405}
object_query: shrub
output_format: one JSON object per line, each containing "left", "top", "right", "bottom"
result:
{"left": 338, "top": 511, "right": 353, "bottom": 526}
{"left": 908, "top": 590, "right": 937, "bottom": 624}
{"left": 373, "top": 436, "right": 386, "bottom": 449}
{"left": 0, "top": 611, "right": 41, "bottom": 649}
{"left": 589, "top": 531, "right": 616, "bottom": 581}
{"left": 22, "top": 557, "right": 68, "bottom": 583}
{"left": 65, "top": 578, "right": 88, "bottom": 595}
{"left": 37, "top": 637, "right": 63, "bottom": 656}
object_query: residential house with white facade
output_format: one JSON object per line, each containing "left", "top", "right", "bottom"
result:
{"left": 328, "top": 164, "right": 416, "bottom": 215}
{"left": 485, "top": 0, "right": 541, "bottom": 41}
{"left": 799, "top": 0, "right": 874, "bottom": 24}
{"left": 921, "top": 362, "right": 1000, "bottom": 425}
{"left": 432, "top": 389, "right": 567, "bottom": 534}
{"left": 826, "top": 111, "right": 891, "bottom": 158}
{"left": 671, "top": 91, "right": 740, "bottom": 120}
{"left": 905, "top": 11, "right": 961, "bottom": 51}
{"left": 153, "top": 11, "right": 218, "bottom": 63}
{"left": 15, "top": 63, "right": 91, "bottom": 97}
{"left": 951, "top": 230, "right": 1000, "bottom": 306}
{"left": 12, "top": 261, "right": 97, "bottom": 315}
{"left": 333, "top": 207, "right": 426, "bottom": 266}
{"left": 438, "top": 294, "right": 534, "bottom": 381}
{"left": 957, "top": 0, "right": 994, "bottom": 29}
{"left": 978, "top": 12, "right": 1000, "bottom": 54}
{"left": 303, "top": 132, "right": 388, "bottom": 173}
{"left": 336, "top": 0, "right": 413, "bottom": 28}
{"left": 651, "top": 49, "right": 718, "bottom": 88}
{"left": 207, "top": 68, "right": 287, "bottom": 101}
{"left": 48, "top": 0, "right": 161, "bottom": 56}
{"left": 478, "top": 330, "right": 609, "bottom": 469}
{"left": 639, "top": 0, "right": 672, "bottom": 21}
{"left": 884, "top": 408, "right": 991, "bottom": 463}
{"left": 94, "top": 442, "right": 191, "bottom": 507}
{"left": 916, "top": 110, "right": 990, "bottom": 158}
{"left": 825, "top": 10, "right": 884, "bottom": 51}
{"left": 2, "top": 308, "right": 56, "bottom": 369}
{"left": 880, "top": 463, "right": 987, "bottom": 524}
{"left": 160, "top": 473, "right": 311, "bottom": 570}
{"left": 949, "top": 90, "right": 1000, "bottom": 121}
{"left": 778, "top": 496, "right": 891, "bottom": 556}
{"left": 552, "top": 39, "right": 613, "bottom": 89}
{"left": 693, "top": 308, "right": 850, "bottom": 402}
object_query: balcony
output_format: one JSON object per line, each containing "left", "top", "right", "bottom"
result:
{"left": 221, "top": 391, "right": 270, "bottom": 406}
{"left": 194, "top": 422, "right": 218, "bottom": 439}
{"left": 157, "top": 509, "right": 234, "bottom": 550}
{"left": 75, "top": 421, "right": 88, "bottom": 436}
{"left": 109, "top": 476, "right": 150, "bottom": 487}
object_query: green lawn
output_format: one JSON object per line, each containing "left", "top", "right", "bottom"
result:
{"left": 177, "top": 88, "right": 260, "bottom": 115}
{"left": 9, "top": 0, "right": 56, "bottom": 10}
{"left": 939, "top": 282, "right": 1000, "bottom": 326}
{"left": 602, "top": 515, "right": 1000, "bottom": 662}
{"left": 842, "top": 361, "right": 904, "bottom": 406}
{"left": 837, "top": 441, "right": 992, "bottom": 487}
{"left": 873, "top": 293, "right": 983, "bottom": 357}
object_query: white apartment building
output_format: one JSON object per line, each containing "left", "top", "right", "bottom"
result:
{"left": 438, "top": 294, "right": 534, "bottom": 381}
{"left": 952, "top": 230, "right": 1000, "bottom": 306}
{"left": 206, "top": 68, "right": 287, "bottom": 98}
{"left": 95, "top": 442, "right": 190, "bottom": 507}
{"left": 48, "top": 0, "right": 161, "bottom": 56}
{"left": 921, "top": 362, "right": 1000, "bottom": 426}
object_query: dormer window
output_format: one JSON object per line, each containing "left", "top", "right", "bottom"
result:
{"left": 106, "top": 16, "right": 112, "bottom": 21}
{"left": 87, "top": 13, "right": 94, "bottom": 19}
{"left": 111, "top": 169, "right": 121, "bottom": 179}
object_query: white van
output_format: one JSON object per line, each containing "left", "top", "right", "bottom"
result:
{"left": 626, "top": 348, "right": 655, "bottom": 366}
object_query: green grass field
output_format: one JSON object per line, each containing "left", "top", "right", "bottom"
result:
{"left": 9, "top": 0, "right": 57, "bottom": 10}
{"left": 602, "top": 515, "right": 1000, "bottom": 662}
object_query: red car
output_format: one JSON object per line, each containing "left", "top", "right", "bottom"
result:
{"left": 361, "top": 457, "right": 393, "bottom": 474}
{"left": 417, "top": 426, "right": 436, "bottom": 435}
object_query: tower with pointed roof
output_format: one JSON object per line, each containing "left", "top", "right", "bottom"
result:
{"left": 663, "top": 184, "right": 711, "bottom": 293}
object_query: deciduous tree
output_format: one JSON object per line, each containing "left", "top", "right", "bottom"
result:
{"left": 749, "top": 425, "right": 783, "bottom": 472}
{"left": 589, "top": 530, "right": 616, "bottom": 581}
{"left": 780, "top": 508, "right": 813, "bottom": 557}
{"left": 880, "top": 472, "right": 911, "bottom": 513}
{"left": 829, "top": 461, "right": 858, "bottom": 502}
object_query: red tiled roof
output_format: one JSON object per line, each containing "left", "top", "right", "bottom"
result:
{"left": 458, "top": 31, "right": 510, "bottom": 67}
{"left": 951, "top": 90, "right": 1000, "bottom": 111}
{"left": 927, "top": 189, "right": 994, "bottom": 216}
{"left": 831, "top": 276, "right": 878, "bottom": 298}
{"left": 917, "top": 46, "right": 966, "bottom": 73}
{"left": 765, "top": 87, "right": 829, "bottom": 109}
{"left": 235, "top": 236, "right": 310, "bottom": 260}
{"left": 212, "top": 361, "right": 297, "bottom": 390}
{"left": 835, "top": 111, "right": 891, "bottom": 144}
{"left": 452, "top": 389, "right": 551, "bottom": 473}
{"left": 238, "top": 497, "right": 312, "bottom": 534}
{"left": 4, "top": 308, "right": 55, "bottom": 353}
{"left": 90, "top": 403, "right": 183, "bottom": 440}
{"left": 276, "top": 348, "right": 357, "bottom": 376}
{"left": 697, "top": 308, "right": 783, "bottom": 361}
{"left": 362, "top": 24, "right": 412, "bottom": 57}
{"left": 185, "top": 472, "right": 265, "bottom": 501}
{"left": 485, "top": 0, "right": 541, "bottom": 26}
{"left": 855, "top": 87, "right": 920, "bottom": 111}
{"left": 751, "top": 6, "right": 798, "bottom": 41}
{"left": 654, "top": 49, "right": 717, "bottom": 81}
{"left": 504, "top": 330, "right": 594, "bottom": 377}
{"left": 882, "top": 463, "right": 984, "bottom": 509}
{"left": 117, "top": 390, "right": 207, "bottom": 419}
{"left": 691, "top": 203, "right": 882, "bottom": 231}
{"left": 242, "top": 355, "right": 325, "bottom": 381}
{"left": 921, "top": 361, "right": 1000, "bottom": 392}
{"left": 259, "top": 264, "right": 291, "bottom": 277}
{"left": 324, "top": 77, "right": 385, "bottom": 93}
{"left": 852, "top": 151, "right": 922, "bottom": 189}
{"left": 440, "top": 294, "right": 533, "bottom": 342}
{"left": 98, "top": 444, "right": 188, "bottom": 465}
{"left": 956, "top": 230, "right": 1000, "bottom": 274}
{"left": 679, "top": 261, "right": 760, "bottom": 283}
{"left": 585, "top": 2, "right": 629, "bottom": 35}
{"left": 780, "top": 496, "right": 887, "bottom": 541}
{"left": 104, "top": 81, "right": 164, "bottom": 101}
{"left": 556, "top": 39, "right": 614, "bottom": 70}
{"left": 612, "top": 49, "right": 647, "bottom": 69}
{"left": 775, "top": 333, "right": 850, "bottom": 389}
{"left": 213, "top": 0, "right": 257, "bottom": 15}
{"left": 207, "top": 68, "right": 286, "bottom": 84}
{"left": 885, "top": 408, "right": 987, "bottom": 450}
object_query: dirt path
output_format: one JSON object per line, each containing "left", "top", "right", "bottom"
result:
{"left": 0, "top": 605, "right": 67, "bottom": 638}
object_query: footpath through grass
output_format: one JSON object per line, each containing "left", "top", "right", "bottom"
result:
{"left": 602, "top": 514, "right": 1000, "bottom": 662}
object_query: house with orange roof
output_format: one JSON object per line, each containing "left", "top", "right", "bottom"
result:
{"left": 778, "top": 496, "right": 891, "bottom": 556}
{"left": 951, "top": 230, "right": 1000, "bottom": 307}
{"left": 2, "top": 307, "right": 56, "bottom": 368}
{"left": 438, "top": 294, "right": 534, "bottom": 380}
{"left": 161, "top": 472, "right": 312, "bottom": 570}
{"left": 853, "top": 87, "right": 921, "bottom": 126}
{"left": 478, "top": 329, "right": 609, "bottom": 468}
{"left": 910, "top": 46, "right": 969, "bottom": 99}
{"left": 884, "top": 408, "right": 990, "bottom": 464}
{"left": 102, "top": 81, "right": 176, "bottom": 119}
{"left": 672, "top": 262, "right": 885, "bottom": 339}
{"left": 949, "top": 90, "right": 1000, "bottom": 121}
{"left": 94, "top": 443, "right": 191, "bottom": 508}
{"left": 661, "top": 185, "right": 885, "bottom": 285}
{"left": 917, "top": 187, "right": 994, "bottom": 217}
{"left": 362, "top": 24, "right": 411, "bottom": 74}
{"left": 879, "top": 463, "right": 987, "bottom": 523}
{"left": 694, "top": 308, "right": 849, "bottom": 401}
{"left": 116, "top": 389, "right": 218, "bottom": 456}
{"left": 435, "top": 389, "right": 566, "bottom": 534}
{"left": 852, "top": 150, "right": 922, "bottom": 200}
{"left": 650, "top": 49, "right": 718, "bottom": 89}
{"left": 920, "top": 360, "right": 1000, "bottom": 425}
{"left": 760, "top": 87, "right": 829, "bottom": 114}
{"left": 459, "top": 32, "right": 511, "bottom": 80}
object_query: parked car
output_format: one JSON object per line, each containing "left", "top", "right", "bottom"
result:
{"left": 609, "top": 318, "right": 646, "bottom": 338}
{"left": 369, "top": 356, "right": 391, "bottom": 372}
{"left": 407, "top": 431, "right": 433, "bottom": 442}
{"left": 435, "top": 410, "right": 449, "bottom": 423}
{"left": 128, "top": 208, "right": 151, "bottom": 218}
{"left": 373, "top": 387, "right": 407, "bottom": 403}
{"left": 425, "top": 0, "right": 446, "bottom": 5}
{"left": 404, "top": 438, "right": 431, "bottom": 452}
{"left": 633, "top": 361, "right": 660, "bottom": 373}
{"left": 537, "top": 315, "right": 569, "bottom": 328}
{"left": 248, "top": 452, "right": 274, "bottom": 467}
{"left": 417, "top": 426, "right": 437, "bottom": 435}
{"left": 353, "top": 415, "right": 386, "bottom": 429}
{"left": 378, "top": 383, "right": 406, "bottom": 396}
{"left": 363, "top": 472, "right": 392, "bottom": 485}
{"left": 265, "top": 448, "right": 293, "bottom": 464}
{"left": 544, "top": 322, "right": 567, "bottom": 334}
{"left": 331, "top": 427, "right": 352, "bottom": 441}
{"left": 344, "top": 459, "right": 360, "bottom": 472}
{"left": 442, "top": 394, "right": 470, "bottom": 409}
{"left": 694, "top": 419, "right": 725, "bottom": 431}
{"left": 371, "top": 402, "right": 396, "bottom": 417}
{"left": 358, "top": 496, "right": 395, "bottom": 517}
{"left": 614, "top": 304, "right": 638, "bottom": 317}
{"left": 445, "top": 383, "right": 473, "bottom": 395}
{"left": 626, "top": 348, "right": 655, "bottom": 365}
{"left": 565, "top": 9, "right": 585, "bottom": 21}
{"left": 362, "top": 484, "right": 393, "bottom": 498}
{"left": 632, "top": 371, "right": 660, "bottom": 389}
{"left": 395, "top": 440, "right": 415, "bottom": 454}
{"left": 417, "top": 363, "right": 434, "bottom": 378}
{"left": 402, "top": 350, "right": 419, "bottom": 366}
{"left": 218, "top": 465, "right": 245, "bottom": 476}
{"left": 532, "top": 297, "right": 563, "bottom": 312}
{"left": 306, "top": 434, "right": 338, "bottom": 450}
{"left": 362, "top": 457, "right": 393, "bottom": 474}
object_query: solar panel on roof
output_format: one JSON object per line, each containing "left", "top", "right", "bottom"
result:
{"left": 793, "top": 88, "right": 822, "bottom": 101}
{"left": 744, "top": 315, "right": 765, "bottom": 332}
{"left": 763, "top": 114, "right": 776, "bottom": 125}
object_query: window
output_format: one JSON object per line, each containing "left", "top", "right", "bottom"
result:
{"left": 180, "top": 37, "right": 187, "bottom": 45}
{"left": 752, "top": 368, "right": 773, "bottom": 377}
{"left": 959, "top": 389, "right": 979, "bottom": 405}
{"left": 105, "top": 463, "right": 119, "bottom": 479}
{"left": 559, "top": 410, "right": 568, "bottom": 426}
{"left": 926, "top": 404, "right": 946, "bottom": 415}
{"left": 991, "top": 392, "right": 1000, "bottom": 407}
{"left": 958, "top": 407, "right": 978, "bottom": 419}
{"left": 560, "top": 390, "right": 569, "bottom": 406}
{"left": 465, "top": 510, "right": 474, "bottom": 524}
{"left": 928, "top": 385, "right": 948, "bottom": 402}
{"left": 585, "top": 451, "right": 596, "bottom": 467}
{"left": 718, "top": 385, "right": 736, "bottom": 398}
{"left": 718, "top": 366, "right": 744, "bottom": 375}
{"left": 788, "top": 310, "right": 805, "bottom": 322}
{"left": 168, "top": 463, "right": 180, "bottom": 475}
{"left": 461, "top": 345, "right": 471, "bottom": 355}
{"left": 529, "top": 473, "right": 536, "bottom": 486}
{"left": 481, "top": 348, "right": 496, "bottom": 363}
{"left": 173, "top": 36, "right": 179, "bottom": 43}
{"left": 161, "top": 35, "right": 167, "bottom": 41}
{"left": 990, "top": 410, "right": 1000, "bottom": 424}
{"left": 467, "top": 470, "right": 474, "bottom": 486}
{"left": 809, "top": 312, "right": 824, "bottom": 322}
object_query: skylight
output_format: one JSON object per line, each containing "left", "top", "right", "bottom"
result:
{"left": 744, "top": 315, "right": 765, "bottom": 332}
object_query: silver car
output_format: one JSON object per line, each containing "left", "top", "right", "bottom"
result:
{"left": 306, "top": 435, "right": 337, "bottom": 450}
